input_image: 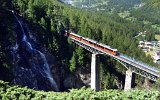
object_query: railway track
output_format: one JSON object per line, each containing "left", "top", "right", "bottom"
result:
{"left": 65, "top": 31, "right": 160, "bottom": 81}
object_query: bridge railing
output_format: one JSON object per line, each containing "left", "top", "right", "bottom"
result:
{"left": 68, "top": 32, "right": 160, "bottom": 78}
{"left": 119, "top": 54, "right": 160, "bottom": 73}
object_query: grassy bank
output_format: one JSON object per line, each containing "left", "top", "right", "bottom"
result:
{"left": 0, "top": 80, "right": 160, "bottom": 100}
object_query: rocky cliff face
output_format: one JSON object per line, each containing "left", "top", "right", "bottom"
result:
{"left": 0, "top": 9, "right": 92, "bottom": 91}
{"left": 12, "top": 12, "right": 60, "bottom": 91}
{"left": 63, "top": 66, "right": 91, "bottom": 90}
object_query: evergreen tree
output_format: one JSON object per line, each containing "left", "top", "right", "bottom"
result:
{"left": 27, "top": 0, "right": 35, "bottom": 20}
{"left": 76, "top": 47, "right": 85, "bottom": 67}
{"left": 39, "top": 17, "right": 46, "bottom": 30}
{"left": 70, "top": 52, "right": 77, "bottom": 72}
{"left": 50, "top": 19, "right": 55, "bottom": 33}
{"left": 11, "top": 0, "right": 159, "bottom": 89}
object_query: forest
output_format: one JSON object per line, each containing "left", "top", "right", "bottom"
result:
{"left": 0, "top": 0, "right": 160, "bottom": 96}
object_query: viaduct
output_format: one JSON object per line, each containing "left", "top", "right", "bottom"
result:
{"left": 65, "top": 31, "right": 160, "bottom": 91}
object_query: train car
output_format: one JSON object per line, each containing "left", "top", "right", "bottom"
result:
{"left": 69, "top": 32, "right": 82, "bottom": 41}
{"left": 64, "top": 31, "right": 119, "bottom": 56}
{"left": 98, "top": 43, "right": 118, "bottom": 56}
{"left": 65, "top": 31, "right": 83, "bottom": 41}
{"left": 83, "top": 37, "right": 118, "bottom": 56}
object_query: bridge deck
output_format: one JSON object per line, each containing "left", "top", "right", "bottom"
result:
{"left": 68, "top": 33, "right": 160, "bottom": 81}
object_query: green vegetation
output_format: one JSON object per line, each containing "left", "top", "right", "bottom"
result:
{"left": 68, "top": 0, "right": 142, "bottom": 11}
{"left": 0, "top": 0, "right": 160, "bottom": 94}
{"left": 144, "top": 0, "right": 160, "bottom": 9}
{"left": 130, "top": 0, "right": 160, "bottom": 31}
{"left": 0, "top": 0, "right": 158, "bottom": 90}
{"left": 0, "top": 80, "right": 160, "bottom": 100}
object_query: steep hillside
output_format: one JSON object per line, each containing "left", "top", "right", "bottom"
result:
{"left": 60, "top": 0, "right": 142, "bottom": 11}
{"left": 60, "top": 0, "right": 160, "bottom": 32}
{"left": 144, "top": 0, "right": 160, "bottom": 8}
{"left": 0, "top": 0, "right": 159, "bottom": 91}
{"left": 0, "top": 1, "right": 15, "bottom": 82}
{"left": 130, "top": 0, "right": 160, "bottom": 31}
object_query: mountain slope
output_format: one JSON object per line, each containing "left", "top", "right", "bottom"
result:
{"left": 130, "top": 0, "right": 160, "bottom": 25}
{"left": 12, "top": 0, "right": 159, "bottom": 88}
{"left": 0, "top": 0, "right": 159, "bottom": 91}
{"left": 60, "top": 0, "right": 142, "bottom": 11}
{"left": 144, "top": 0, "right": 160, "bottom": 8}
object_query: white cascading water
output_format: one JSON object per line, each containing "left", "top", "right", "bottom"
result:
{"left": 12, "top": 10, "right": 59, "bottom": 91}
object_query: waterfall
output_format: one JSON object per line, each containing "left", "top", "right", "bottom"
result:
{"left": 11, "top": 10, "right": 59, "bottom": 91}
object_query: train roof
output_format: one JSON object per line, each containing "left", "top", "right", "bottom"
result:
{"left": 69, "top": 32, "right": 118, "bottom": 51}
{"left": 70, "top": 32, "right": 81, "bottom": 37}
{"left": 99, "top": 43, "right": 117, "bottom": 51}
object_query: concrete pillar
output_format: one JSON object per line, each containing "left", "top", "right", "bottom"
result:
{"left": 124, "top": 68, "right": 132, "bottom": 91}
{"left": 91, "top": 53, "right": 100, "bottom": 91}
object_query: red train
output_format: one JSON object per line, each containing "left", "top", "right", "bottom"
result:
{"left": 65, "top": 31, "right": 118, "bottom": 56}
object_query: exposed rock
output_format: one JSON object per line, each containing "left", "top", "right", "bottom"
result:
{"left": 63, "top": 74, "right": 84, "bottom": 89}
{"left": 45, "top": 52, "right": 61, "bottom": 90}
{"left": 12, "top": 16, "right": 59, "bottom": 91}
{"left": 143, "top": 78, "right": 152, "bottom": 90}
{"left": 13, "top": 68, "right": 38, "bottom": 89}
{"left": 63, "top": 65, "right": 91, "bottom": 90}
{"left": 76, "top": 67, "right": 91, "bottom": 86}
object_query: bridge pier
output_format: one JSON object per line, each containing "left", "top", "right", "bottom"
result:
{"left": 124, "top": 68, "right": 132, "bottom": 91}
{"left": 91, "top": 53, "right": 100, "bottom": 91}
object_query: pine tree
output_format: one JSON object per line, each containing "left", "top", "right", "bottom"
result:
{"left": 50, "top": 19, "right": 55, "bottom": 33}
{"left": 70, "top": 52, "right": 77, "bottom": 72}
{"left": 76, "top": 47, "right": 85, "bottom": 67}
{"left": 39, "top": 17, "right": 46, "bottom": 29}
{"left": 27, "top": 0, "right": 35, "bottom": 20}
